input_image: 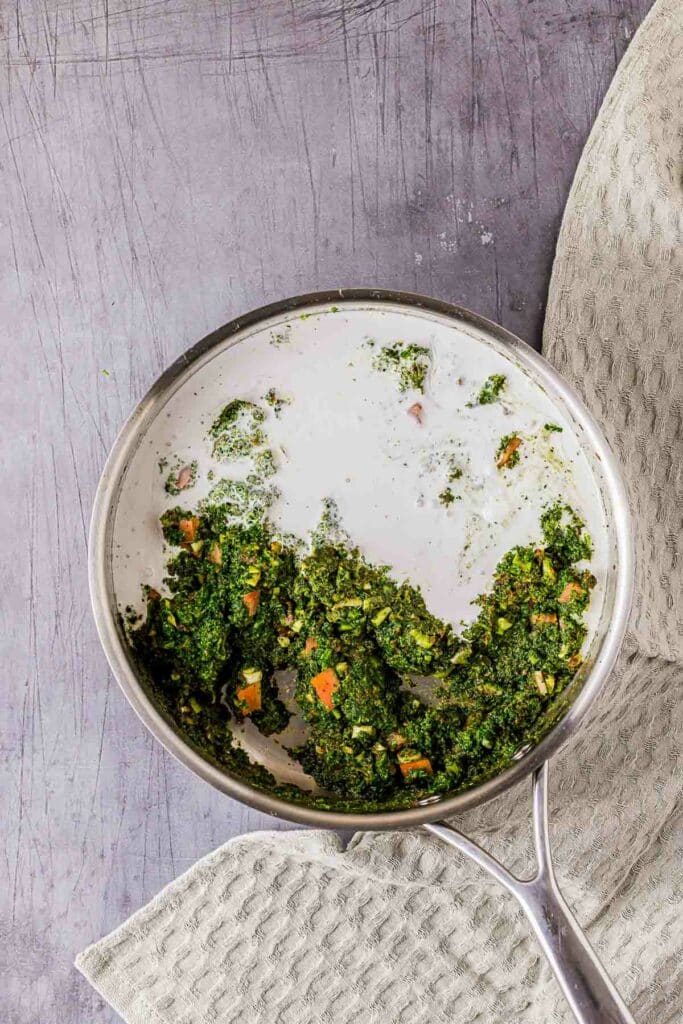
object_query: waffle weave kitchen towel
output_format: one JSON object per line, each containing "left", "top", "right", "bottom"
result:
{"left": 76, "top": 2, "right": 683, "bottom": 1021}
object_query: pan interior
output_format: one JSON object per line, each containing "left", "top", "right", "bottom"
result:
{"left": 107, "top": 299, "right": 614, "bottom": 810}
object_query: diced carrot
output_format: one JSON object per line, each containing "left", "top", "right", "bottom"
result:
{"left": 407, "top": 402, "right": 423, "bottom": 424}
{"left": 530, "top": 612, "right": 558, "bottom": 626}
{"left": 399, "top": 757, "right": 433, "bottom": 779}
{"left": 235, "top": 681, "right": 262, "bottom": 714}
{"left": 243, "top": 589, "right": 261, "bottom": 617}
{"left": 179, "top": 516, "right": 200, "bottom": 543}
{"left": 558, "top": 582, "right": 583, "bottom": 604}
{"left": 311, "top": 668, "right": 339, "bottom": 710}
{"left": 496, "top": 435, "right": 521, "bottom": 468}
{"left": 303, "top": 637, "right": 318, "bottom": 657}
{"left": 208, "top": 543, "right": 222, "bottom": 565}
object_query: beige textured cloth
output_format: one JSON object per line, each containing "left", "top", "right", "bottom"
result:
{"left": 77, "top": 3, "right": 683, "bottom": 1021}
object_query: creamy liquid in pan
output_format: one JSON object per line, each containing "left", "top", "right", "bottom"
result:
{"left": 112, "top": 305, "right": 608, "bottom": 647}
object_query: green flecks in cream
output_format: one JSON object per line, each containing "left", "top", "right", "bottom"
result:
{"left": 210, "top": 400, "right": 266, "bottom": 462}
{"left": 447, "top": 463, "right": 463, "bottom": 483}
{"left": 263, "top": 388, "right": 291, "bottom": 417}
{"left": 371, "top": 341, "right": 431, "bottom": 394}
{"left": 425, "top": 448, "right": 465, "bottom": 505}
{"left": 199, "top": 478, "right": 279, "bottom": 526}
{"left": 204, "top": 399, "right": 281, "bottom": 525}
{"left": 311, "top": 497, "right": 348, "bottom": 547}
{"left": 131, "top": 502, "right": 594, "bottom": 812}
{"left": 270, "top": 326, "right": 292, "bottom": 345}
{"left": 253, "top": 448, "right": 277, "bottom": 478}
{"left": 473, "top": 373, "right": 507, "bottom": 405}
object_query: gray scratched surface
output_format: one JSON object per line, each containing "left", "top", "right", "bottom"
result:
{"left": 0, "top": 2, "right": 654, "bottom": 1021}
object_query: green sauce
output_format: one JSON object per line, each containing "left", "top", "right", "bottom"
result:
{"left": 131, "top": 502, "right": 594, "bottom": 811}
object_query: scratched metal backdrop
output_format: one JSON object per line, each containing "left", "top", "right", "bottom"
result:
{"left": 0, "top": 2, "right": 653, "bottom": 1021}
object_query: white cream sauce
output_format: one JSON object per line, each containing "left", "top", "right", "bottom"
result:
{"left": 112, "top": 303, "right": 608, "bottom": 643}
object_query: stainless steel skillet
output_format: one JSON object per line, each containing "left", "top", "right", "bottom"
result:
{"left": 89, "top": 289, "right": 635, "bottom": 1024}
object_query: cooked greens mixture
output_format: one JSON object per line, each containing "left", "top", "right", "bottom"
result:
{"left": 131, "top": 499, "right": 594, "bottom": 811}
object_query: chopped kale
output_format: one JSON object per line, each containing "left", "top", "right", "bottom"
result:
{"left": 131, "top": 501, "right": 594, "bottom": 811}
{"left": 541, "top": 503, "right": 592, "bottom": 563}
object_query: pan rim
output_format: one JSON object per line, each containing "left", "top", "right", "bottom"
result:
{"left": 88, "top": 287, "right": 634, "bottom": 828}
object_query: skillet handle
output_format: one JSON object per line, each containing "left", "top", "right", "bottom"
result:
{"left": 424, "top": 762, "right": 636, "bottom": 1024}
